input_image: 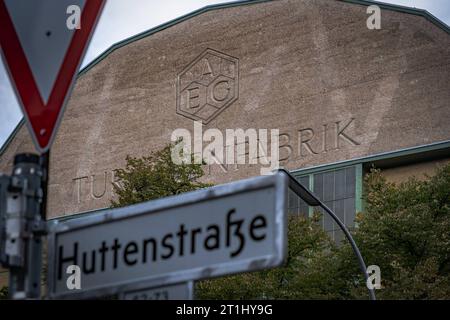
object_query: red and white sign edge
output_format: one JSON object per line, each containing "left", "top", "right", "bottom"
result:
{"left": 0, "top": 0, "right": 105, "bottom": 153}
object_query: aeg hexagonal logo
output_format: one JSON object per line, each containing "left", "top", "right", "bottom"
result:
{"left": 176, "top": 48, "right": 239, "bottom": 124}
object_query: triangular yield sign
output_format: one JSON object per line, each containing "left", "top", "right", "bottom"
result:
{"left": 0, "top": 0, "right": 105, "bottom": 153}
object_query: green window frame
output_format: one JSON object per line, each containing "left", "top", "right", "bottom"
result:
{"left": 289, "top": 164, "right": 363, "bottom": 243}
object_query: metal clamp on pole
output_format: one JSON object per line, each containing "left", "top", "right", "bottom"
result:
{"left": 0, "top": 153, "right": 47, "bottom": 299}
{"left": 276, "top": 168, "right": 376, "bottom": 301}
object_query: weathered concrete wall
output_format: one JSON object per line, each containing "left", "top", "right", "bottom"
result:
{"left": 0, "top": 0, "right": 449, "bottom": 218}
{"left": 380, "top": 158, "right": 450, "bottom": 184}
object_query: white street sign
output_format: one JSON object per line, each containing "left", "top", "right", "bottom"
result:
{"left": 119, "top": 282, "right": 193, "bottom": 300}
{"left": 47, "top": 172, "right": 288, "bottom": 299}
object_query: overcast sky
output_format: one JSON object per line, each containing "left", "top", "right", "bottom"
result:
{"left": 1, "top": 0, "right": 449, "bottom": 149}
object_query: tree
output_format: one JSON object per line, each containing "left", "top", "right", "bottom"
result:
{"left": 111, "top": 140, "right": 211, "bottom": 208}
{"left": 111, "top": 141, "right": 450, "bottom": 299}
{"left": 196, "top": 214, "right": 340, "bottom": 299}
{"left": 335, "top": 165, "right": 450, "bottom": 299}
{"left": 196, "top": 164, "right": 450, "bottom": 300}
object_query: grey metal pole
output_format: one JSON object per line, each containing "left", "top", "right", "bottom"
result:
{"left": 39, "top": 151, "right": 50, "bottom": 220}
{"left": 318, "top": 201, "right": 376, "bottom": 300}
{"left": 277, "top": 169, "right": 376, "bottom": 300}
{"left": 0, "top": 153, "right": 46, "bottom": 299}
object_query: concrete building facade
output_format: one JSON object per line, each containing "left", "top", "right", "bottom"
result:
{"left": 0, "top": 0, "right": 449, "bottom": 287}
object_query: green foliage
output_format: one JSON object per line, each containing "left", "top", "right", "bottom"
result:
{"left": 196, "top": 214, "right": 341, "bottom": 299}
{"left": 0, "top": 286, "right": 8, "bottom": 300}
{"left": 339, "top": 165, "right": 450, "bottom": 299}
{"left": 196, "top": 164, "right": 450, "bottom": 300}
{"left": 111, "top": 140, "right": 211, "bottom": 208}
{"left": 111, "top": 140, "right": 450, "bottom": 300}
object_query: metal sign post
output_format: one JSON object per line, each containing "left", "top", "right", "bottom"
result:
{"left": 39, "top": 152, "right": 50, "bottom": 221}
{"left": 47, "top": 172, "right": 288, "bottom": 299}
{"left": 0, "top": 1, "right": 105, "bottom": 299}
{"left": 0, "top": 154, "right": 46, "bottom": 299}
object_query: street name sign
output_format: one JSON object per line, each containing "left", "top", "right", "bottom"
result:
{"left": 47, "top": 172, "right": 288, "bottom": 299}
{"left": 119, "top": 282, "right": 193, "bottom": 300}
{"left": 0, "top": 0, "right": 105, "bottom": 153}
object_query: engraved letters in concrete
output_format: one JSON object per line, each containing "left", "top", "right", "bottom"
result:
{"left": 176, "top": 49, "right": 239, "bottom": 123}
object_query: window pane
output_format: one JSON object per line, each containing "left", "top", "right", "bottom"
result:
{"left": 292, "top": 166, "right": 358, "bottom": 245}
{"left": 335, "top": 199, "right": 345, "bottom": 224}
{"left": 288, "top": 189, "right": 298, "bottom": 209}
{"left": 288, "top": 175, "right": 310, "bottom": 218}
{"left": 346, "top": 167, "right": 356, "bottom": 198}
{"left": 323, "top": 201, "right": 335, "bottom": 232}
{"left": 288, "top": 190, "right": 300, "bottom": 215}
{"left": 314, "top": 173, "right": 323, "bottom": 200}
{"left": 323, "top": 172, "right": 334, "bottom": 201}
{"left": 299, "top": 176, "right": 309, "bottom": 187}
{"left": 311, "top": 166, "right": 358, "bottom": 244}
{"left": 335, "top": 168, "right": 346, "bottom": 200}
{"left": 344, "top": 197, "right": 356, "bottom": 228}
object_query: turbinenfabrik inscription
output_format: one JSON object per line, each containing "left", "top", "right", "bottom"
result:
{"left": 71, "top": 117, "right": 361, "bottom": 206}
{"left": 176, "top": 48, "right": 239, "bottom": 123}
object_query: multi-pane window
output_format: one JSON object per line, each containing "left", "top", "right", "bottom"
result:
{"left": 314, "top": 167, "right": 357, "bottom": 243}
{"left": 287, "top": 176, "right": 310, "bottom": 218}
{"left": 288, "top": 165, "right": 360, "bottom": 244}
